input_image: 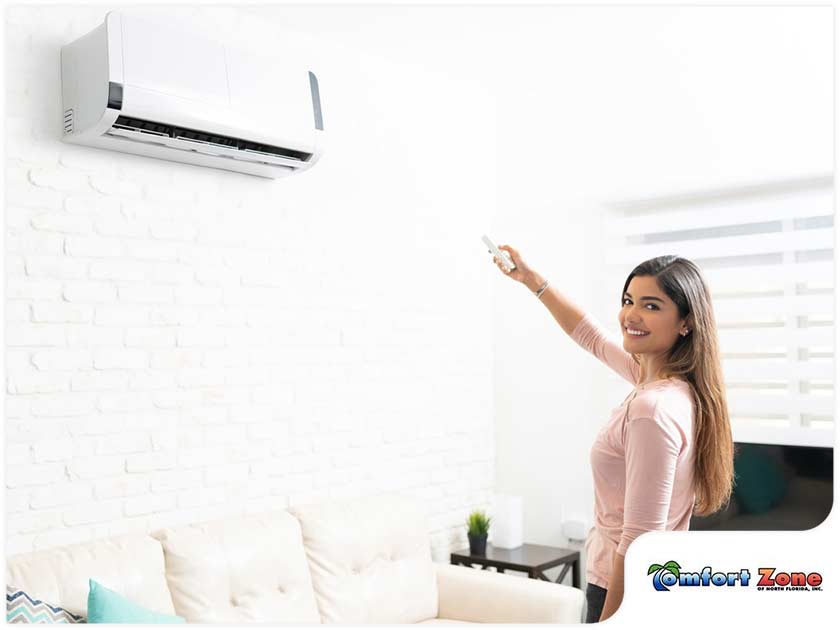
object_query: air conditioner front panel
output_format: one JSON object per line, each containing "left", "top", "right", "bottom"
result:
{"left": 120, "top": 13, "right": 230, "bottom": 109}
{"left": 226, "top": 48, "right": 317, "bottom": 139}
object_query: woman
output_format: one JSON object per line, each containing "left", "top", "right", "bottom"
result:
{"left": 493, "top": 245, "right": 734, "bottom": 623}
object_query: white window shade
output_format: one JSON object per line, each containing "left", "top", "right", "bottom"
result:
{"left": 602, "top": 177, "right": 834, "bottom": 448}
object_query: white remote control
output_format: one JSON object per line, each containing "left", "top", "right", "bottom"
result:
{"left": 482, "top": 234, "right": 516, "bottom": 272}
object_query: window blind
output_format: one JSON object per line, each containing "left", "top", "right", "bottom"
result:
{"left": 601, "top": 177, "right": 834, "bottom": 448}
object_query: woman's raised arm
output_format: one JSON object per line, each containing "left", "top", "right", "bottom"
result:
{"left": 494, "top": 244, "right": 638, "bottom": 384}
{"left": 494, "top": 244, "right": 585, "bottom": 336}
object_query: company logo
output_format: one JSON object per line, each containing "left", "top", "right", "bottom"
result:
{"left": 647, "top": 561, "right": 823, "bottom": 592}
{"left": 648, "top": 561, "right": 750, "bottom": 591}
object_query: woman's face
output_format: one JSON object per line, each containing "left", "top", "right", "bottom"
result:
{"left": 618, "top": 274, "right": 687, "bottom": 356}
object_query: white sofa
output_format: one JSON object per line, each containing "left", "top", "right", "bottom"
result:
{"left": 6, "top": 494, "right": 584, "bottom": 624}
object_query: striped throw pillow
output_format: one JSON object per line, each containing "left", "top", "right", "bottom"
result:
{"left": 6, "top": 586, "right": 85, "bottom": 624}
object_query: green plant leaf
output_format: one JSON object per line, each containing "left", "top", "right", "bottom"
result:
{"left": 647, "top": 564, "right": 664, "bottom": 575}
{"left": 664, "top": 561, "right": 681, "bottom": 570}
{"left": 466, "top": 510, "right": 492, "bottom": 535}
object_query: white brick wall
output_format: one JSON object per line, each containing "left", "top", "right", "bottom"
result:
{"left": 5, "top": 5, "right": 497, "bottom": 561}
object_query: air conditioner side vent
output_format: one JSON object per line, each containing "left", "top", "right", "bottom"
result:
{"left": 64, "top": 109, "right": 74, "bottom": 134}
{"left": 111, "top": 115, "right": 313, "bottom": 162}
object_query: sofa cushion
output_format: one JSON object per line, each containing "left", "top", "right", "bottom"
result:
{"left": 289, "top": 494, "right": 438, "bottom": 624}
{"left": 151, "top": 510, "right": 320, "bottom": 623}
{"left": 435, "top": 563, "right": 584, "bottom": 623}
{"left": 5, "top": 534, "right": 175, "bottom": 620}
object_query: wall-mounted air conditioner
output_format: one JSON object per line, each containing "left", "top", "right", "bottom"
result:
{"left": 60, "top": 11, "right": 325, "bottom": 179}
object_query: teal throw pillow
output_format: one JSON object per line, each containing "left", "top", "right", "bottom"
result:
{"left": 87, "top": 579, "right": 185, "bottom": 624}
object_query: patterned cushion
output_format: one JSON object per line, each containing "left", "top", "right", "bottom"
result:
{"left": 6, "top": 585, "right": 85, "bottom": 624}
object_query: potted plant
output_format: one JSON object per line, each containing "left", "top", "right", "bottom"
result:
{"left": 466, "top": 510, "right": 492, "bottom": 555}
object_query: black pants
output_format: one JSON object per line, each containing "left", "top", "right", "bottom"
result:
{"left": 584, "top": 583, "right": 608, "bottom": 623}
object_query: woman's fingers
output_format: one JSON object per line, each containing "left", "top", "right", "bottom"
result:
{"left": 492, "top": 256, "right": 510, "bottom": 274}
{"left": 499, "top": 244, "right": 517, "bottom": 262}
{"left": 492, "top": 252, "right": 519, "bottom": 276}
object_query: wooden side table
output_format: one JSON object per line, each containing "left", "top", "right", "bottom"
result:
{"left": 450, "top": 543, "right": 581, "bottom": 588}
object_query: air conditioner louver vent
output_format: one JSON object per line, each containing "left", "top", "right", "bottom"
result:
{"left": 109, "top": 115, "right": 313, "bottom": 163}
{"left": 63, "top": 109, "right": 74, "bottom": 134}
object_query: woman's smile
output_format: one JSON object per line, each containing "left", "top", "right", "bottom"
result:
{"left": 618, "top": 275, "right": 687, "bottom": 360}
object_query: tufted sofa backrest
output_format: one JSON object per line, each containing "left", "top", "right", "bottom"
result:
{"left": 289, "top": 493, "right": 439, "bottom": 624}
{"left": 150, "top": 510, "right": 321, "bottom": 623}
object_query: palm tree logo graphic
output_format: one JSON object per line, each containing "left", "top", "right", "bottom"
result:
{"left": 648, "top": 560, "right": 681, "bottom": 591}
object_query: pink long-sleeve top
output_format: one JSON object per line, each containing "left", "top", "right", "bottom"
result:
{"left": 571, "top": 314, "right": 696, "bottom": 590}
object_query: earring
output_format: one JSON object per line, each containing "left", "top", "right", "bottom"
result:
{"left": 681, "top": 329, "right": 689, "bottom": 336}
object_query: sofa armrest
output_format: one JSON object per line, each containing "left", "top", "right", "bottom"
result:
{"left": 434, "top": 563, "right": 584, "bottom": 624}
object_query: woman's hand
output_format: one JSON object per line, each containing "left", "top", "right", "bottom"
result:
{"left": 493, "top": 244, "right": 534, "bottom": 287}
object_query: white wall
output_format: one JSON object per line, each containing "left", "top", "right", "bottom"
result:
{"left": 4, "top": 5, "right": 498, "bottom": 559}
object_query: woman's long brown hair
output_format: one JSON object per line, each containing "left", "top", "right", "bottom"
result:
{"left": 623, "top": 256, "right": 734, "bottom": 516}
